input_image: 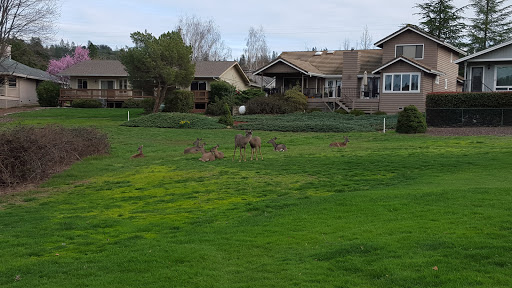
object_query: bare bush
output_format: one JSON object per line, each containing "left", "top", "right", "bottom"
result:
{"left": 0, "top": 125, "right": 110, "bottom": 188}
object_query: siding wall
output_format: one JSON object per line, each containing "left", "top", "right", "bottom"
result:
{"left": 264, "top": 62, "right": 299, "bottom": 74}
{"left": 219, "top": 68, "right": 250, "bottom": 90}
{"left": 434, "top": 46, "right": 460, "bottom": 92}
{"left": 19, "top": 79, "right": 38, "bottom": 106}
{"left": 69, "top": 76, "right": 126, "bottom": 89}
{"left": 381, "top": 30, "right": 438, "bottom": 69}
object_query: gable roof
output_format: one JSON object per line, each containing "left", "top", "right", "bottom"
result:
{"left": 372, "top": 56, "right": 444, "bottom": 75}
{"left": 454, "top": 39, "right": 512, "bottom": 63}
{"left": 254, "top": 49, "right": 383, "bottom": 76}
{"left": 0, "top": 58, "right": 59, "bottom": 82}
{"left": 59, "top": 60, "right": 128, "bottom": 77}
{"left": 194, "top": 61, "right": 250, "bottom": 84}
{"left": 374, "top": 24, "right": 467, "bottom": 56}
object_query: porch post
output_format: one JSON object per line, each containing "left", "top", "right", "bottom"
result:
{"left": 301, "top": 74, "right": 304, "bottom": 94}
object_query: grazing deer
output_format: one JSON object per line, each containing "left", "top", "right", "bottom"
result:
{"left": 131, "top": 145, "right": 144, "bottom": 158}
{"left": 211, "top": 144, "right": 225, "bottom": 159}
{"left": 184, "top": 138, "right": 204, "bottom": 154}
{"left": 329, "top": 136, "right": 349, "bottom": 147}
{"left": 199, "top": 144, "right": 216, "bottom": 162}
{"left": 233, "top": 130, "right": 253, "bottom": 162}
{"left": 249, "top": 136, "right": 263, "bottom": 160}
{"left": 267, "top": 137, "right": 287, "bottom": 152}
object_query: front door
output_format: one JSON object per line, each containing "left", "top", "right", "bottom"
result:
{"left": 471, "top": 67, "right": 483, "bottom": 92}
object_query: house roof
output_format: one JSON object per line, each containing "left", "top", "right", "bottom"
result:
{"left": 0, "top": 58, "right": 59, "bottom": 82}
{"left": 454, "top": 39, "right": 512, "bottom": 63}
{"left": 59, "top": 60, "right": 128, "bottom": 77}
{"left": 374, "top": 24, "right": 467, "bottom": 56}
{"left": 254, "top": 49, "right": 383, "bottom": 76}
{"left": 372, "top": 56, "right": 444, "bottom": 75}
{"left": 244, "top": 71, "right": 275, "bottom": 88}
{"left": 194, "top": 61, "right": 250, "bottom": 84}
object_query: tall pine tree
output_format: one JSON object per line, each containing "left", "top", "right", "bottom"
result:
{"left": 467, "top": 0, "right": 512, "bottom": 53}
{"left": 414, "top": 0, "right": 466, "bottom": 47}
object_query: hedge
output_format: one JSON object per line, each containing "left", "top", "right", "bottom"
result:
{"left": 426, "top": 92, "right": 512, "bottom": 108}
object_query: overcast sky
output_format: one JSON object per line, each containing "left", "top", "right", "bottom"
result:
{"left": 56, "top": 0, "right": 472, "bottom": 58}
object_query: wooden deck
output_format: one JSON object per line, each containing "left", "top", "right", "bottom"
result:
{"left": 59, "top": 89, "right": 152, "bottom": 106}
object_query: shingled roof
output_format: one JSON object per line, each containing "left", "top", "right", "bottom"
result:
{"left": 0, "top": 58, "right": 58, "bottom": 81}
{"left": 59, "top": 60, "right": 128, "bottom": 77}
{"left": 256, "top": 50, "right": 383, "bottom": 76}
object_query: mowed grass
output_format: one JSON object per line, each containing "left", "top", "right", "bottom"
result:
{"left": 1, "top": 108, "right": 512, "bottom": 287}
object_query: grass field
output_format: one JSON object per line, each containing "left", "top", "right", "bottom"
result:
{"left": 1, "top": 108, "right": 512, "bottom": 287}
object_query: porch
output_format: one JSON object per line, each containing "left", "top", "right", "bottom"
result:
{"left": 290, "top": 87, "right": 381, "bottom": 113}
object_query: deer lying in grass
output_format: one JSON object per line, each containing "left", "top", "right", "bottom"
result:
{"left": 249, "top": 136, "right": 263, "bottom": 160}
{"left": 184, "top": 138, "right": 204, "bottom": 154}
{"left": 267, "top": 137, "right": 287, "bottom": 152}
{"left": 131, "top": 145, "right": 144, "bottom": 158}
{"left": 329, "top": 136, "right": 349, "bottom": 147}
{"left": 233, "top": 130, "right": 253, "bottom": 162}
{"left": 211, "top": 144, "right": 224, "bottom": 159}
{"left": 199, "top": 144, "right": 216, "bottom": 162}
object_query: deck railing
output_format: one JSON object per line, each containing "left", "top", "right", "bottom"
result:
{"left": 59, "top": 89, "right": 150, "bottom": 100}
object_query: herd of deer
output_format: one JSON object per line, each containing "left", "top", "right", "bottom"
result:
{"left": 131, "top": 131, "right": 349, "bottom": 161}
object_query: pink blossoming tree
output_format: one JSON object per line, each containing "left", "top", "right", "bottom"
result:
{"left": 47, "top": 46, "right": 90, "bottom": 76}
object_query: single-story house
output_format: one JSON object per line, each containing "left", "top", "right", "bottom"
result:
{"left": 0, "top": 46, "right": 60, "bottom": 108}
{"left": 455, "top": 39, "right": 512, "bottom": 92}
{"left": 59, "top": 60, "right": 251, "bottom": 112}
{"left": 255, "top": 25, "right": 466, "bottom": 114}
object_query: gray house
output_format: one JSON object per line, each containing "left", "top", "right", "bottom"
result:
{"left": 455, "top": 39, "right": 512, "bottom": 92}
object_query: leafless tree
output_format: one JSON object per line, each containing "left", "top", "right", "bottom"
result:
{"left": 243, "top": 26, "right": 270, "bottom": 71}
{"left": 0, "top": 0, "right": 59, "bottom": 60}
{"left": 358, "top": 25, "right": 374, "bottom": 50}
{"left": 342, "top": 38, "right": 351, "bottom": 50}
{"left": 177, "top": 15, "right": 232, "bottom": 61}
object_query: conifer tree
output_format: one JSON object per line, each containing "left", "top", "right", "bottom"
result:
{"left": 414, "top": 0, "right": 466, "bottom": 46}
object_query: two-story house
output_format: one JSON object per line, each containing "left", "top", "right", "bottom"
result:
{"left": 255, "top": 25, "right": 466, "bottom": 114}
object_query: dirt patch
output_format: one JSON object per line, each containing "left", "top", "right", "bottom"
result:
{"left": 426, "top": 127, "right": 512, "bottom": 136}
{"left": 0, "top": 106, "right": 50, "bottom": 117}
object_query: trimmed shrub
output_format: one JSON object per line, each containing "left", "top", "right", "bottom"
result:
{"left": 426, "top": 92, "right": 512, "bottom": 108}
{"left": 210, "top": 81, "right": 237, "bottom": 103}
{"left": 334, "top": 109, "right": 348, "bottom": 114}
{"left": 0, "top": 125, "right": 109, "bottom": 188}
{"left": 122, "top": 99, "right": 144, "bottom": 108}
{"left": 71, "top": 99, "right": 102, "bottom": 108}
{"left": 349, "top": 109, "right": 365, "bottom": 116}
{"left": 237, "top": 88, "right": 266, "bottom": 105}
{"left": 396, "top": 105, "right": 427, "bottom": 134}
{"left": 122, "top": 112, "right": 226, "bottom": 129}
{"left": 37, "top": 81, "right": 61, "bottom": 107}
{"left": 140, "top": 98, "right": 155, "bottom": 114}
{"left": 206, "top": 100, "right": 229, "bottom": 116}
{"left": 284, "top": 86, "right": 308, "bottom": 112}
{"left": 163, "top": 90, "right": 194, "bottom": 113}
{"left": 218, "top": 103, "right": 234, "bottom": 126}
{"left": 246, "top": 95, "right": 291, "bottom": 114}
{"left": 373, "top": 111, "right": 387, "bottom": 115}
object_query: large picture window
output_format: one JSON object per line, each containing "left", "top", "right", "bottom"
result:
{"left": 396, "top": 44, "right": 424, "bottom": 59}
{"left": 384, "top": 73, "right": 420, "bottom": 93}
{"left": 496, "top": 66, "right": 512, "bottom": 91}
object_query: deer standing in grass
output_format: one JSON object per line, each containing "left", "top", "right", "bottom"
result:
{"left": 131, "top": 145, "right": 144, "bottom": 158}
{"left": 184, "top": 138, "right": 204, "bottom": 154}
{"left": 268, "top": 137, "right": 287, "bottom": 152}
{"left": 329, "top": 136, "right": 349, "bottom": 147}
{"left": 249, "top": 136, "right": 263, "bottom": 160}
{"left": 233, "top": 130, "right": 253, "bottom": 162}
{"left": 199, "top": 144, "right": 216, "bottom": 162}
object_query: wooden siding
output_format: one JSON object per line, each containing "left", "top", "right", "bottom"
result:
{"left": 342, "top": 51, "right": 359, "bottom": 89}
{"left": 381, "top": 30, "right": 439, "bottom": 69}
{"left": 434, "top": 46, "right": 460, "bottom": 92}
{"left": 263, "top": 61, "right": 300, "bottom": 74}
{"left": 219, "top": 67, "right": 250, "bottom": 90}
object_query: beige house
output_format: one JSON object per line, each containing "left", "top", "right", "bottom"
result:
{"left": 191, "top": 61, "right": 250, "bottom": 112}
{"left": 0, "top": 47, "right": 59, "bottom": 108}
{"left": 255, "top": 25, "right": 466, "bottom": 114}
{"left": 59, "top": 60, "right": 250, "bottom": 111}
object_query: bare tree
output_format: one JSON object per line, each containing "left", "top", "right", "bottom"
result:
{"left": 342, "top": 38, "right": 351, "bottom": 50}
{"left": 243, "top": 26, "right": 270, "bottom": 71}
{"left": 358, "top": 25, "right": 373, "bottom": 50}
{"left": 0, "top": 0, "right": 59, "bottom": 60}
{"left": 177, "top": 15, "right": 232, "bottom": 61}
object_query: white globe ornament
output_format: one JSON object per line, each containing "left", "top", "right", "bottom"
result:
{"left": 238, "top": 105, "right": 246, "bottom": 115}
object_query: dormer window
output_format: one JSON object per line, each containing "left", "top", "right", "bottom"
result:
{"left": 396, "top": 44, "right": 424, "bottom": 59}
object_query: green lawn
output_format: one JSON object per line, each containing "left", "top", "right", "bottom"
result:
{"left": 1, "top": 108, "right": 512, "bottom": 287}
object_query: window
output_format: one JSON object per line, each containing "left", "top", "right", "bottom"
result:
{"left": 383, "top": 73, "right": 420, "bottom": 93}
{"left": 445, "top": 79, "right": 448, "bottom": 89}
{"left": 8, "top": 77, "right": 16, "bottom": 88}
{"left": 191, "top": 81, "right": 207, "bottom": 91}
{"left": 496, "top": 66, "right": 512, "bottom": 91}
{"left": 435, "top": 76, "right": 440, "bottom": 84}
{"left": 119, "top": 79, "right": 128, "bottom": 89}
{"left": 396, "top": 44, "right": 424, "bottom": 59}
{"left": 78, "top": 79, "right": 88, "bottom": 89}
